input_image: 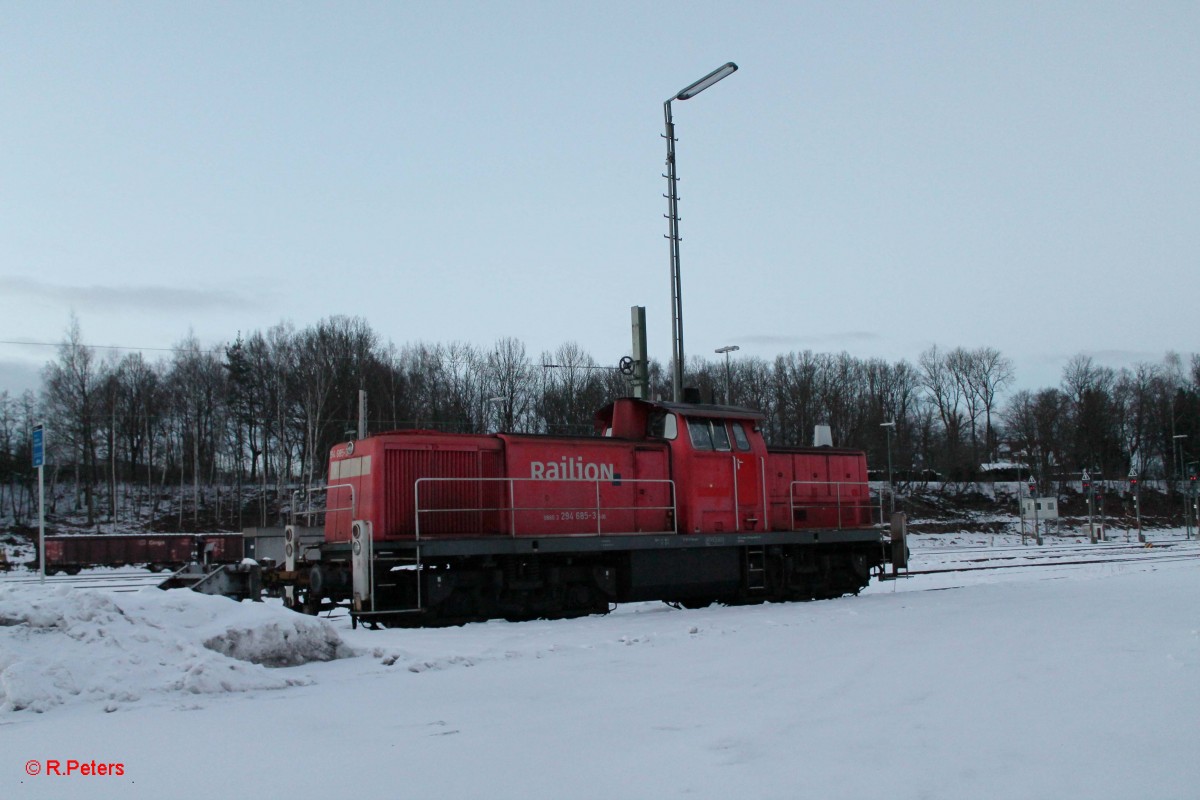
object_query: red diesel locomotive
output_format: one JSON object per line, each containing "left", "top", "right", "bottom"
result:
{"left": 282, "top": 397, "right": 889, "bottom": 625}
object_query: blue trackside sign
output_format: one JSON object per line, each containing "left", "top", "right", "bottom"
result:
{"left": 32, "top": 425, "right": 44, "bottom": 468}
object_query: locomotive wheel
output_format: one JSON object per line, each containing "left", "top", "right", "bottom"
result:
{"left": 297, "top": 588, "right": 321, "bottom": 615}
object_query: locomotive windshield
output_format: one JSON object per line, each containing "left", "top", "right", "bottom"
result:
{"left": 686, "top": 417, "right": 731, "bottom": 451}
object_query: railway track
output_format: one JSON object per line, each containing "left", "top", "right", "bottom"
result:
{"left": 0, "top": 571, "right": 165, "bottom": 593}
{"left": 904, "top": 539, "right": 1199, "bottom": 577}
{"left": 915, "top": 537, "right": 1195, "bottom": 557}
{"left": 5, "top": 538, "right": 1196, "bottom": 596}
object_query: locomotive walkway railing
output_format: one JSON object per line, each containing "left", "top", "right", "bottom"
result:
{"left": 788, "top": 480, "right": 882, "bottom": 530}
{"left": 413, "top": 477, "right": 677, "bottom": 541}
{"left": 290, "top": 483, "right": 357, "bottom": 528}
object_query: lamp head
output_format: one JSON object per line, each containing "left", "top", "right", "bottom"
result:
{"left": 675, "top": 62, "right": 738, "bottom": 101}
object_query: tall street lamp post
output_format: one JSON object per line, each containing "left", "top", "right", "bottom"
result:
{"left": 880, "top": 421, "right": 896, "bottom": 516}
{"left": 715, "top": 345, "right": 739, "bottom": 404}
{"left": 664, "top": 62, "right": 738, "bottom": 402}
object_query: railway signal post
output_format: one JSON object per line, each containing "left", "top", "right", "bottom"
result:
{"left": 1186, "top": 466, "right": 1197, "bottom": 540}
{"left": 1130, "top": 472, "right": 1143, "bottom": 543}
{"left": 1191, "top": 468, "right": 1198, "bottom": 541}
{"left": 33, "top": 424, "right": 45, "bottom": 583}
{"left": 1172, "top": 434, "right": 1187, "bottom": 539}
{"left": 1026, "top": 479, "right": 1042, "bottom": 546}
{"left": 1082, "top": 471, "right": 1094, "bottom": 544}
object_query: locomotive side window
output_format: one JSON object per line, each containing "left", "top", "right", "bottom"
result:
{"left": 710, "top": 421, "right": 731, "bottom": 451}
{"left": 687, "top": 417, "right": 713, "bottom": 450}
{"left": 731, "top": 422, "right": 751, "bottom": 451}
{"left": 648, "top": 411, "right": 678, "bottom": 440}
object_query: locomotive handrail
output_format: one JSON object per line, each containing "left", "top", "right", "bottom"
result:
{"left": 787, "top": 480, "right": 882, "bottom": 530}
{"left": 291, "top": 483, "right": 357, "bottom": 527}
{"left": 413, "top": 477, "right": 677, "bottom": 541}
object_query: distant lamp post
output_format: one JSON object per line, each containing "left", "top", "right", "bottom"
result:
{"left": 1174, "top": 434, "right": 1188, "bottom": 539}
{"left": 880, "top": 421, "right": 896, "bottom": 516}
{"left": 664, "top": 61, "right": 739, "bottom": 402}
{"left": 715, "top": 345, "right": 739, "bottom": 405}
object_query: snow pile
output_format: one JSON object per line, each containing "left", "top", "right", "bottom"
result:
{"left": 0, "top": 585, "right": 350, "bottom": 713}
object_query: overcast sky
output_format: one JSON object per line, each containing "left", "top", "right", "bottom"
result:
{"left": 2, "top": 2, "right": 1197, "bottom": 397}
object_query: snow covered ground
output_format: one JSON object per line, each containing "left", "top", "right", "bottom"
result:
{"left": 2, "top": 535, "right": 1197, "bottom": 799}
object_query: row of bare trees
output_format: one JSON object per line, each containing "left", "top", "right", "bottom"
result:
{"left": 1003, "top": 354, "right": 1200, "bottom": 492}
{"left": 1, "top": 314, "right": 1196, "bottom": 531}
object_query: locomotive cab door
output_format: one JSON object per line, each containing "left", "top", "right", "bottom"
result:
{"left": 681, "top": 416, "right": 763, "bottom": 534}
{"left": 729, "top": 420, "right": 764, "bottom": 532}
{"left": 633, "top": 446, "right": 671, "bottom": 533}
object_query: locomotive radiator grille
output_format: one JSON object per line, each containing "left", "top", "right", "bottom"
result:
{"left": 385, "top": 448, "right": 504, "bottom": 537}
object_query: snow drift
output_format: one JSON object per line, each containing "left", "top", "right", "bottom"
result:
{"left": 0, "top": 585, "right": 350, "bottom": 713}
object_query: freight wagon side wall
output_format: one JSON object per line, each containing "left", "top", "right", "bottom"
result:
{"left": 765, "top": 448, "right": 872, "bottom": 530}
{"left": 42, "top": 535, "right": 242, "bottom": 568}
{"left": 44, "top": 539, "right": 63, "bottom": 564}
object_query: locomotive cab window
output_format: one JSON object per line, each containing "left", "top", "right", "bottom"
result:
{"left": 731, "top": 422, "right": 751, "bottom": 451}
{"left": 648, "top": 411, "right": 678, "bottom": 440}
{"left": 710, "top": 421, "right": 731, "bottom": 451}
{"left": 686, "top": 418, "right": 731, "bottom": 451}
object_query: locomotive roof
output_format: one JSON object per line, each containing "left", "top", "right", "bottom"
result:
{"left": 596, "top": 397, "right": 766, "bottom": 422}
{"left": 653, "top": 400, "right": 766, "bottom": 421}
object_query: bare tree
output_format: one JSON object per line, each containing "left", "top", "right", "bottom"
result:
{"left": 944, "top": 348, "right": 983, "bottom": 470}
{"left": 732, "top": 357, "right": 775, "bottom": 420}
{"left": 1002, "top": 388, "right": 1069, "bottom": 489}
{"left": 0, "top": 391, "right": 23, "bottom": 523}
{"left": 42, "top": 315, "right": 107, "bottom": 524}
{"left": 292, "top": 316, "right": 382, "bottom": 486}
{"left": 1061, "top": 354, "right": 1121, "bottom": 476}
{"left": 862, "top": 358, "right": 920, "bottom": 478}
{"left": 772, "top": 351, "right": 820, "bottom": 447}
{"left": 441, "top": 342, "right": 486, "bottom": 432}
{"left": 485, "top": 337, "right": 536, "bottom": 432}
{"left": 167, "top": 332, "right": 227, "bottom": 527}
{"left": 539, "top": 342, "right": 610, "bottom": 436}
{"left": 918, "top": 345, "right": 966, "bottom": 478}
{"left": 968, "top": 347, "right": 1014, "bottom": 461}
